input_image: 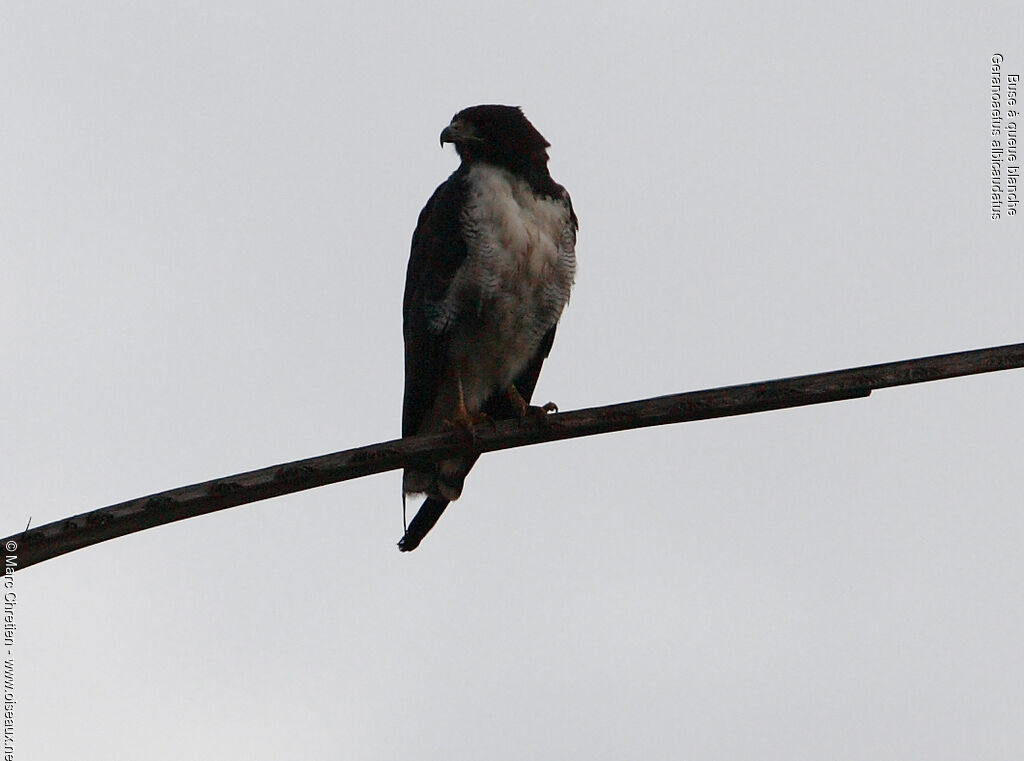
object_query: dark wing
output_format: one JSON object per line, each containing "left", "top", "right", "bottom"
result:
{"left": 398, "top": 172, "right": 469, "bottom": 554}
{"left": 402, "top": 170, "right": 469, "bottom": 438}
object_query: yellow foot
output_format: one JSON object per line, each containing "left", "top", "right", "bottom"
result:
{"left": 443, "top": 368, "right": 491, "bottom": 438}
{"left": 507, "top": 385, "right": 558, "bottom": 424}
{"left": 442, "top": 409, "right": 490, "bottom": 438}
{"left": 526, "top": 401, "right": 558, "bottom": 426}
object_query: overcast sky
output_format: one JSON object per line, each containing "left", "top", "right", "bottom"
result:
{"left": 3, "top": 2, "right": 1024, "bottom": 759}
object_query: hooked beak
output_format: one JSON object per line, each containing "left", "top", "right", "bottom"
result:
{"left": 439, "top": 124, "right": 457, "bottom": 148}
{"left": 439, "top": 118, "right": 479, "bottom": 149}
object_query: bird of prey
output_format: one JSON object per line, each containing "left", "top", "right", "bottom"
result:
{"left": 398, "top": 105, "right": 578, "bottom": 551}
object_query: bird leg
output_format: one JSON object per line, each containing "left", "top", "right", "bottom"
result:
{"left": 507, "top": 384, "right": 558, "bottom": 423}
{"left": 506, "top": 383, "right": 529, "bottom": 417}
{"left": 443, "top": 369, "right": 489, "bottom": 436}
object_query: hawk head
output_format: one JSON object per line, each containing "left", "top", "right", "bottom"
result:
{"left": 440, "top": 105, "right": 551, "bottom": 176}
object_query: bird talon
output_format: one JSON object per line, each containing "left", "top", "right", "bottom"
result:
{"left": 525, "top": 401, "right": 558, "bottom": 426}
{"left": 506, "top": 383, "right": 560, "bottom": 426}
{"left": 442, "top": 410, "right": 490, "bottom": 439}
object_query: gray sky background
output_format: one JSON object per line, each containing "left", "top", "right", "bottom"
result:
{"left": 3, "top": 2, "right": 1024, "bottom": 758}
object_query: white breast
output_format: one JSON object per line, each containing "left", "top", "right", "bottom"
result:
{"left": 443, "top": 163, "right": 576, "bottom": 411}
{"left": 460, "top": 164, "right": 575, "bottom": 293}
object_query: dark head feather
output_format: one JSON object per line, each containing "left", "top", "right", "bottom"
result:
{"left": 440, "top": 105, "right": 552, "bottom": 183}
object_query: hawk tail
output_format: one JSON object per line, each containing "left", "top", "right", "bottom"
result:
{"left": 398, "top": 497, "right": 450, "bottom": 552}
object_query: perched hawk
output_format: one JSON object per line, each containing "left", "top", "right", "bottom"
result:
{"left": 398, "top": 105, "right": 578, "bottom": 551}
